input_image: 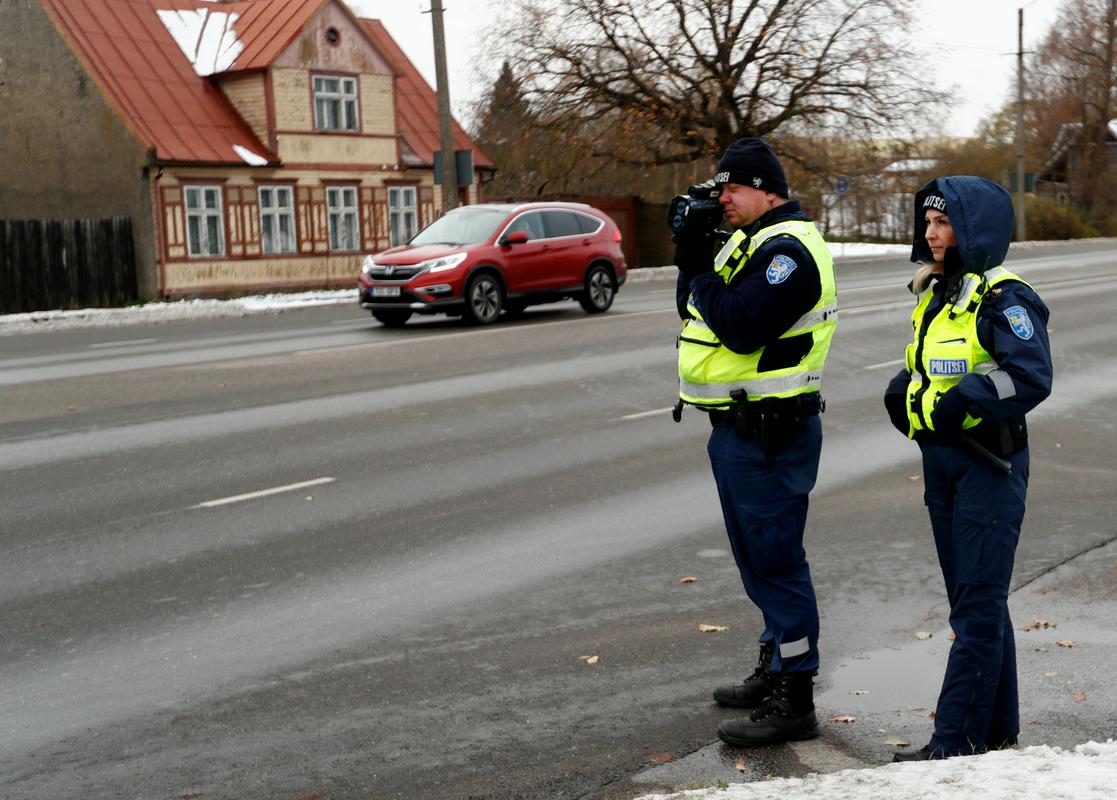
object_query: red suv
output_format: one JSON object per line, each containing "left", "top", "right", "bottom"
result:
{"left": 358, "top": 202, "right": 627, "bottom": 326}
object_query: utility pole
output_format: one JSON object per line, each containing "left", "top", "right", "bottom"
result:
{"left": 1015, "top": 7, "right": 1027, "bottom": 241}
{"left": 429, "top": 0, "right": 458, "bottom": 212}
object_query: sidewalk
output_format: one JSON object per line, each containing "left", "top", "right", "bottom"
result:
{"left": 630, "top": 535, "right": 1117, "bottom": 798}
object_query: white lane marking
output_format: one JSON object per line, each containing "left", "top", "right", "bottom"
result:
{"left": 842, "top": 301, "right": 912, "bottom": 315}
{"left": 615, "top": 407, "right": 674, "bottom": 421}
{"left": 864, "top": 358, "right": 907, "bottom": 371}
{"left": 88, "top": 338, "right": 158, "bottom": 349}
{"left": 194, "top": 477, "right": 335, "bottom": 509}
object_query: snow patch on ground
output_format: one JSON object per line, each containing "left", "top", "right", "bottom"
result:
{"left": 637, "top": 740, "right": 1117, "bottom": 800}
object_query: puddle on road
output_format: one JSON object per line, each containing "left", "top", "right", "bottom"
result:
{"left": 819, "top": 632, "right": 951, "bottom": 718}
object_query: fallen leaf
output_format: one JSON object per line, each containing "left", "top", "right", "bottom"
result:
{"left": 66, "top": 403, "right": 77, "bottom": 412}
{"left": 679, "top": 576, "right": 699, "bottom": 584}
{"left": 909, "top": 475, "right": 922, "bottom": 481}
{"left": 1057, "top": 640, "right": 1076, "bottom": 648}
{"left": 915, "top": 631, "right": 933, "bottom": 640}
{"left": 1023, "top": 619, "right": 1056, "bottom": 631}
{"left": 579, "top": 655, "right": 600, "bottom": 665}
{"left": 853, "top": 655, "right": 871, "bottom": 661}
{"left": 1035, "top": 586, "right": 1056, "bottom": 595}
{"left": 699, "top": 624, "right": 728, "bottom": 633}
{"left": 1073, "top": 692, "right": 1087, "bottom": 703}
{"left": 949, "top": 630, "right": 957, "bottom": 641}
{"left": 648, "top": 753, "right": 675, "bottom": 764}
{"left": 828, "top": 715, "right": 856, "bottom": 724}
{"left": 884, "top": 736, "right": 911, "bottom": 747}
{"left": 1045, "top": 671, "right": 1059, "bottom": 678}
{"left": 1055, "top": 442, "right": 1062, "bottom": 448}
{"left": 304, "top": 496, "right": 313, "bottom": 501}
{"left": 849, "top": 689, "right": 871, "bottom": 696}
{"left": 929, "top": 711, "right": 937, "bottom": 719}
{"left": 736, "top": 755, "right": 748, "bottom": 773}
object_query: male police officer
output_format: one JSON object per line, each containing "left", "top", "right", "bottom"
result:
{"left": 674, "top": 138, "right": 837, "bottom": 746}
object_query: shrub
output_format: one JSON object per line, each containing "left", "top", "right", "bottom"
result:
{"left": 1024, "top": 196, "right": 1100, "bottom": 240}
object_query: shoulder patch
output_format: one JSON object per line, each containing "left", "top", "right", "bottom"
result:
{"left": 766, "top": 254, "right": 797, "bottom": 285}
{"left": 1003, "top": 305, "right": 1034, "bottom": 340}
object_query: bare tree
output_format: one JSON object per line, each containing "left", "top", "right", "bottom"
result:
{"left": 486, "top": 0, "right": 939, "bottom": 167}
{"left": 1031, "top": 0, "right": 1117, "bottom": 215}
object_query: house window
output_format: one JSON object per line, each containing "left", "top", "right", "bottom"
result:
{"left": 389, "top": 186, "right": 418, "bottom": 246}
{"left": 184, "top": 186, "right": 225, "bottom": 257}
{"left": 259, "top": 186, "right": 296, "bottom": 254}
{"left": 313, "top": 75, "right": 359, "bottom": 131}
{"left": 327, "top": 186, "right": 359, "bottom": 251}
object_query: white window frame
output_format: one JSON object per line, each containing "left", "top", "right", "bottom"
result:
{"left": 259, "top": 185, "right": 297, "bottom": 254}
{"left": 184, "top": 185, "right": 225, "bottom": 258}
{"left": 388, "top": 185, "right": 418, "bottom": 247}
{"left": 313, "top": 75, "right": 359, "bottom": 132}
{"left": 327, "top": 186, "right": 360, "bottom": 252}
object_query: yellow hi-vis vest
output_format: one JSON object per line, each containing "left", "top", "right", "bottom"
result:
{"left": 677, "top": 220, "right": 837, "bottom": 409}
{"left": 904, "top": 266, "right": 1031, "bottom": 434}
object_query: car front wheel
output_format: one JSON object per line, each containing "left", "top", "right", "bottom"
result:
{"left": 463, "top": 273, "right": 503, "bottom": 324}
{"left": 579, "top": 264, "right": 615, "bottom": 313}
{"left": 372, "top": 309, "right": 413, "bottom": 327}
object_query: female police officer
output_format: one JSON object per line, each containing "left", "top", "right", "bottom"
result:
{"left": 884, "top": 176, "right": 1053, "bottom": 760}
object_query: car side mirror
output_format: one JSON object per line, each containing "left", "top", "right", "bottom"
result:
{"left": 500, "top": 230, "right": 530, "bottom": 246}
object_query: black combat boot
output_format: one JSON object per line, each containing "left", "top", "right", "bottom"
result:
{"left": 717, "top": 671, "right": 818, "bottom": 746}
{"left": 712, "top": 641, "right": 775, "bottom": 708}
{"left": 892, "top": 744, "right": 947, "bottom": 762}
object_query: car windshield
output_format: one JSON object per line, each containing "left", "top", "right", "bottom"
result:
{"left": 410, "top": 207, "right": 510, "bottom": 246}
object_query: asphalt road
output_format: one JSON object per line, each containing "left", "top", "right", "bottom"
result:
{"left": 1, "top": 240, "right": 1115, "bottom": 799}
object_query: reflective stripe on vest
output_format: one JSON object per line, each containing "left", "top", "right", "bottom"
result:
{"left": 904, "top": 266, "right": 1031, "bottom": 434}
{"left": 678, "top": 219, "right": 837, "bottom": 409}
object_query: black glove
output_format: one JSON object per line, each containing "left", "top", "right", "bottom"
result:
{"left": 883, "top": 391, "right": 910, "bottom": 436}
{"left": 883, "top": 369, "right": 911, "bottom": 436}
{"left": 931, "top": 388, "right": 969, "bottom": 438}
{"left": 672, "top": 232, "right": 716, "bottom": 280}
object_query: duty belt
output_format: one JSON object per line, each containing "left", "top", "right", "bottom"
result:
{"left": 708, "top": 394, "right": 824, "bottom": 452}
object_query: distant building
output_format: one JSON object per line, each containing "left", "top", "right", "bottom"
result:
{"left": 0, "top": 0, "right": 493, "bottom": 299}
{"left": 821, "top": 157, "right": 938, "bottom": 242}
{"left": 1035, "top": 119, "right": 1117, "bottom": 206}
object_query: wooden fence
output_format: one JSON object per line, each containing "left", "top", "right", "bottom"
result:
{"left": 0, "top": 217, "right": 137, "bottom": 314}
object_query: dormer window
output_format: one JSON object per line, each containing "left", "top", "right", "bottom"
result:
{"left": 313, "top": 75, "right": 359, "bottom": 131}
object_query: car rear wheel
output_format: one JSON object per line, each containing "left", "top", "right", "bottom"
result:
{"left": 372, "top": 309, "right": 412, "bottom": 327}
{"left": 463, "top": 273, "right": 503, "bottom": 324}
{"left": 579, "top": 264, "right": 615, "bottom": 313}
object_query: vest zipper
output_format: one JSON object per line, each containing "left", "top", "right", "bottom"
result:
{"left": 911, "top": 293, "right": 945, "bottom": 429}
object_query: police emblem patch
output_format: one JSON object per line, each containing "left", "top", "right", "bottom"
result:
{"left": 766, "top": 254, "right": 797, "bottom": 284}
{"left": 1004, "top": 305, "right": 1034, "bottom": 340}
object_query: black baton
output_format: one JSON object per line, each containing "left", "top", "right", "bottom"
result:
{"left": 958, "top": 435, "right": 1012, "bottom": 475}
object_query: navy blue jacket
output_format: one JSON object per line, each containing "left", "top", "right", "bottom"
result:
{"left": 887, "top": 177, "right": 1053, "bottom": 421}
{"left": 675, "top": 201, "right": 822, "bottom": 367}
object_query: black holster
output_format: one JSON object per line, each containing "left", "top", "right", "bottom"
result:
{"left": 711, "top": 393, "right": 823, "bottom": 453}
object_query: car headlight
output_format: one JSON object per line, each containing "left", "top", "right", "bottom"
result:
{"left": 361, "top": 255, "right": 377, "bottom": 274}
{"left": 419, "top": 252, "right": 467, "bottom": 273}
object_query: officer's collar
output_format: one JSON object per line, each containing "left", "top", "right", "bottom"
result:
{"left": 744, "top": 200, "right": 804, "bottom": 236}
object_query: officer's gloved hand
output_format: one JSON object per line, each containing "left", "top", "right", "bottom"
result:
{"left": 672, "top": 231, "right": 716, "bottom": 281}
{"left": 883, "top": 369, "right": 911, "bottom": 436}
{"left": 931, "top": 388, "right": 969, "bottom": 439}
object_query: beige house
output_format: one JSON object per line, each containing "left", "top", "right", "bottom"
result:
{"left": 0, "top": 0, "right": 493, "bottom": 299}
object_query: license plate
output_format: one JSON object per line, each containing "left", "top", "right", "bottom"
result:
{"left": 372, "top": 286, "right": 401, "bottom": 297}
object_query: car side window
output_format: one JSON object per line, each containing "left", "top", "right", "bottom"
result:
{"left": 542, "top": 211, "right": 583, "bottom": 239}
{"left": 573, "top": 212, "right": 603, "bottom": 234}
{"left": 505, "top": 211, "right": 546, "bottom": 241}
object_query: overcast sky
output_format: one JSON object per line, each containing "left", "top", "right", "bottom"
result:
{"left": 346, "top": 0, "right": 1065, "bottom": 138}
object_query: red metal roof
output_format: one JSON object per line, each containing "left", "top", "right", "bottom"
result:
{"left": 40, "top": 0, "right": 279, "bottom": 165}
{"left": 38, "top": 0, "right": 490, "bottom": 170}
{"left": 361, "top": 19, "right": 493, "bottom": 170}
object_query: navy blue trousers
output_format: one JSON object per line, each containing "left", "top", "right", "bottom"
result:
{"left": 707, "top": 416, "right": 822, "bottom": 674}
{"left": 921, "top": 442, "right": 1030, "bottom": 755}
